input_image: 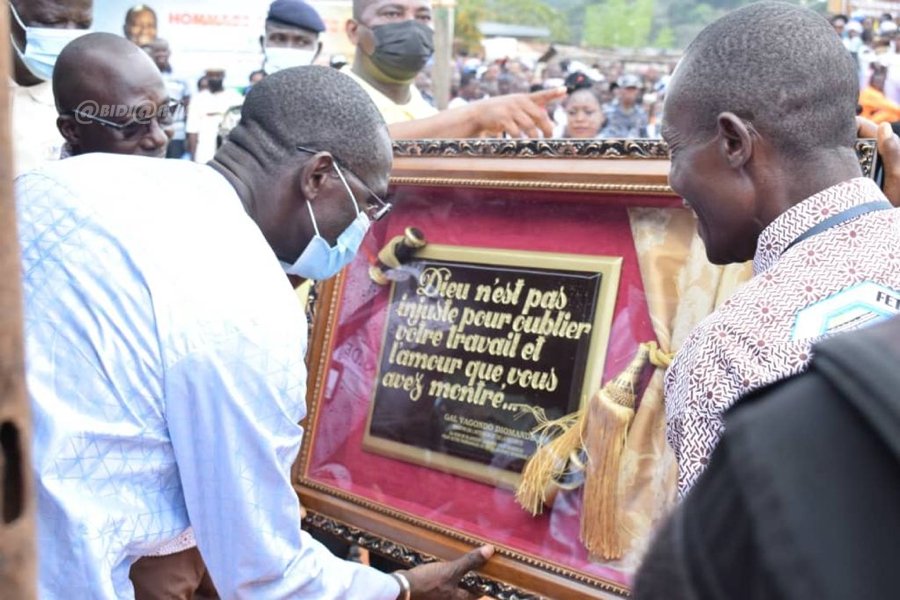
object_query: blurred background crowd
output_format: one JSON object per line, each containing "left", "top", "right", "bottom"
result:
{"left": 26, "top": 0, "right": 900, "bottom": 163}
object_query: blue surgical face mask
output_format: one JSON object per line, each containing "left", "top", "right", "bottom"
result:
{"left": 10, "top": 3, "right": 88, "bottom": 81}
{"left": 281, "top": 164, "right": 371, "bottom": 280}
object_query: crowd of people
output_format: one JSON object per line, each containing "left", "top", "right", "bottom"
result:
{"left": 8, "top": 0, "right": 900, "bottom": 598}
{"left": 23, "top": 0, "right": 900, "bottom": 168}
{"left": 836, "top": 11, "right": 900, "bottom": 132}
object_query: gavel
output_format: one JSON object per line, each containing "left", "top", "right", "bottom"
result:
{"left": 369, "top": 227, "right": 427, "bottom": 285}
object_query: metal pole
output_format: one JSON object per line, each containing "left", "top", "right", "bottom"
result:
{"left": 0, "top": 1, "right": 36, "bottom": 598}
{"left": 432, "top": 0, "right": 456, "bottom": 111}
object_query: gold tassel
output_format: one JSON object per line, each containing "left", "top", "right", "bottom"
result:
{"left": 515, "top": 408, "right": 585, "bottom": 515}
{"left": 515, "top": 342, "right": 675, "bottom": 558}
{"left": 580, "top": 343, "right": 651, "bottom": 561}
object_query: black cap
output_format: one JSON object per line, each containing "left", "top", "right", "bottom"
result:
{"left": 267, "top": 0, "right": 326, "bottom": 33}
{"left": 564, "top": 71, "right": 593, "bottom": 94}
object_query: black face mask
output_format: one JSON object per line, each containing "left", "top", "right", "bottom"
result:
{"left": 367, "top": 20, "right": 434, "bottom": 82}
{"left": 207, "top": 77, "right": 224, "bottom": 93}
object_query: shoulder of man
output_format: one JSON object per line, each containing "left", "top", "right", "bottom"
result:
{"left": 717, "top": 316, "right": 900, "bottom": 599}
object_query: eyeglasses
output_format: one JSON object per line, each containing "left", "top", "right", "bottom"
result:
{"left": 69, "top": 100, "right": 182, "bottom": 140}
{"left": 296, "top": 145, "right": 392, "bottom": 222}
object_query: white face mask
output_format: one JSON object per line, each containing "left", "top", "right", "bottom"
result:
{"left": 10, "top": 3, "right": 88, "bottom": 81}
{"left": 264, "top": 47, "right": 317, "bottom": 74}
{"left": 281, "top": 163, "right": 371, "bottom": 280}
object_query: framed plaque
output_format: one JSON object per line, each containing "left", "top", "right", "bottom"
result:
{"left": 296, "top": 139, "right": 878, "bottom": 599}
{"left": 363, "top": 244, "right": 621, "bottom": 489}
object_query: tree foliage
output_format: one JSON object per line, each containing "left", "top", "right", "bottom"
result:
{"left": 455, "top": 0, "right": 488, "bottom": 54}
{"left": 455, "top": 0, "right": 570, "bottom": 54}
{"left": 582, "top": 0, "right": 655, "bottom": 48}
{"left": 546, "top": 0, "right": 823, "bottom": 50}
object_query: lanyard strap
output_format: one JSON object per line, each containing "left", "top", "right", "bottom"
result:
{"left": 784, "top": 200, "right": 893, "bottom": 253}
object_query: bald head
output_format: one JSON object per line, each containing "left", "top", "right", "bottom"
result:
{"left": 143, "top": 38, "right": 171, "bottom": 72}
{"left": 667, "top": 1, "right": 858, "bottom": 158}
{"left": 212, "top": 66, "right": 392, "bottom": 276}
{"left": 54, "top": 32, "right": 162, "bottom": 114}
{"left": 224, "top": 66, "right": 391, "bottom": 186}
{"left": 53, "top": 32, "right": 171, "bottom": 158}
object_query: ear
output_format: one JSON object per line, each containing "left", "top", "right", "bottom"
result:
{"left": 56, "top": 115, "right": 81, "bottom": 148}
{"left": 346, "top": 19, "right": 360, "bottom": 45}
{"left": 297, "top": 152, "right": 336, "bottom": 205}
{"left": 716, "top": 112, "right": 753, "bottom": 169}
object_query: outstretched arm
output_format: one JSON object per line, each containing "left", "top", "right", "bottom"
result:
{"left": 388, "top": 88, "right": 567, "bottom": 139}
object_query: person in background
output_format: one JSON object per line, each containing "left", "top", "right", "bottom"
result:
{"left": 859, "top": 66, "right": 900, "bottom": 128}
{"left": 414, "top": 70, "right": 434, "bottom": 106}
{"left": 830, "top": 12, "right": 848, "bottom": 36}
{"left": 19, "top": 64, "right": 492, "bottom": 599}
{"left": 262, "top": 0, "right": 324, "bottom": 74}
{"left": 185, "top": 68, "right": 243, "bottom": 163}
{"left": 562, "top": 88, "right": 605, "bottom": 139}
{"left": 246, "top": 69, "right": 266, "bottom": 94}
{"left": 601, "top": 73, "right": 648, "bottom": 138}
{"left": 480, "top": 62, "right": 501, "bottom": 96}
{"left": 660, "top": 1, "right": 900, "bottom": 496}
{"left": 123, "top": 4, "right": 157, "bottom": 46}
{"left": 344, "top": 0, "right": 565, "bottom": 138}
{"left": 54, "top": 33, "right": 172, "bottom": 159}
{"left": 218, "top": 0, "right": 327, "bottom": 148}
{"left": 9, "top": 0, "right": 92, "bottom": 175}
{"left": 143, "top": 38, "right": 192, "bottom": 159}
{"left": 496, "top": 72, "right": 515, "bottom": 96}
{"left": 196, "top": 74, "right": 209, "bottom": 93}
{"left": 844, "top": 19, "right": 864, "bottom": 54}
{"left": 447, "top": 71, "right": 483, "bottom": 109}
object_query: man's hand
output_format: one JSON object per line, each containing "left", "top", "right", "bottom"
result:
{"left": 387, "top": 88, "right": 566, "bottom": 140}
{"left": 397, "top": 545, "right": 494, "bottom": 599}
{"left": 857, "top": 117, "right": 900, "bottom": 206}
{"left": 468, "top": 88, "right": 567, "bottom": 138}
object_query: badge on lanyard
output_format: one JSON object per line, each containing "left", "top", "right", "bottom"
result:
{"left": 793, "top": 281, "right": 900, "bottom": 340}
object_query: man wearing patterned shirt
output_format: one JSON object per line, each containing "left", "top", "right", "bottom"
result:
{"left": 660, "top": 2, "right": 900, "bottom": 495}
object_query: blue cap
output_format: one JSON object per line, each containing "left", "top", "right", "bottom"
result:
{"left": 267, "top": 0, "right": 325, "bottom": 33}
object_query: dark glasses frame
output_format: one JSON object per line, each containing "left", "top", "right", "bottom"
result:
{"left": 297, "top": 145, "right": 393, "bottom": 222}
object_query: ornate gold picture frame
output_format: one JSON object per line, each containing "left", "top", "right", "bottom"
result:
{"left": 296, "top": 138, "right": 877, "bottom": 600}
